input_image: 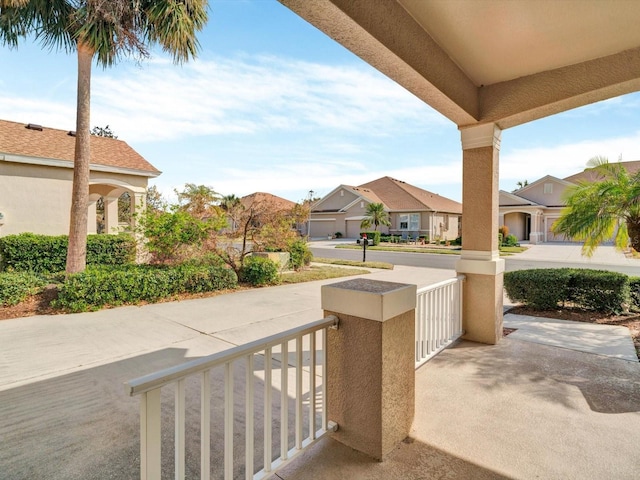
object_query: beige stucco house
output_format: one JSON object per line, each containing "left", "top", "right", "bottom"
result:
{"left": 500, "top": 160, "right": 640, "bottom": 243}
{"left": 311, "top": 176, "right": 461, "bottom": 240}
{"left": 0, "top": 119, "right": 160, "bottom": 237}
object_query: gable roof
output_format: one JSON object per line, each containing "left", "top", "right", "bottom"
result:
{"left": 0, "top": 119, "right": 160, "bottom": 176}
{"left": 358, "top": 176, "right": 462, "bottom": 214}
{"left": 240, "top": 192, "right": 296, "bottom": 211}
{"left": 563, "top": 160, "right": 640, "bottom": 183}
{"left": 499, "top": 190, "right": 541, "bottom": 207}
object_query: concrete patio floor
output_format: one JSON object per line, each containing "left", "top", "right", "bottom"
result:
{"left": 0, "top": 265, "right": 638, "bottom": 479}
{"left": 278, "top": 338, "right": 640, "bottom": 480}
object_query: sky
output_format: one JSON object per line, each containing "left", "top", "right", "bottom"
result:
{"left": 2, "top": 0, "right": 640, "bottom": 204}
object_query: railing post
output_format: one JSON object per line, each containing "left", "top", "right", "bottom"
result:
{"left": 140, "top": 389, "right": 161, "bottom": 480}
{"left": 321, "top": 278, "right": 416, "bottom": 460}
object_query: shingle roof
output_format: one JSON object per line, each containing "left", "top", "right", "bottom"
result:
{"left": 240, "top": 192, "right": 296, "bottom": 211}
{"left": 358, "top": 176, "right": 462, "bottom": 214}
{"left": 0, "top": 119, "right": 160, "bottom": 175}
{"left": 563, "top": 160, "right": 640, "bottom": 183}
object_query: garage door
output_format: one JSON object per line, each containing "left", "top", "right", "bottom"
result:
{"left": 546, "top": 217, "right": 569, "bottom": 242}
{"left": 310, "top": 220, "right": 335, "bottom": 238}
{"left": 346, "top": 220, "right": 362, "bottom": 239}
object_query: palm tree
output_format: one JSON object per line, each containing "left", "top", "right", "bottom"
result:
{"left": 0, "top": 0, "right": 208, "bottom": 273}
{"left": 360, "top": 202, "right": 391, "bottom": 231}
{"left": 552, "top": 156, "right": 640, "bottom": 255}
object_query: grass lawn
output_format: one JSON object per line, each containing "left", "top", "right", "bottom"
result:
{"left": 335, "top": 243, "right": 528, "bottom": 255}
{"left": 280, "top": 265, "right": 370, "bottom": 283}
{"left": 312, "top": 257, "right": 394, "bottom": 269}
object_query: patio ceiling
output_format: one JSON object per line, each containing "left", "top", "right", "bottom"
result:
{"left": 280, "top": 0, "right": 640, "bottom": 129}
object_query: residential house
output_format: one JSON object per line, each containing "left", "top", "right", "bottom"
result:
{"left": 0, "top": 119, "right": 160, "bottom": 236}
{"left": 499, "top": 161, "right": 640, "bottom": 243}
{"left": 310, "top": 176, "right": 461, "bottom": 240}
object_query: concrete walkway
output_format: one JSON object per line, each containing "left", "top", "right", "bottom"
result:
{"left": 0, "top": 263, "right": 638, "bottom": 479}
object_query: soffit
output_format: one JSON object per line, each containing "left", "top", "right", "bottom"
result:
{"left": 398, "top": 0, "right": 640, "bottom": 87}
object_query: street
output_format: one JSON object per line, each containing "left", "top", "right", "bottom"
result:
{"left": 310, "top": 244, "right": 640, "bottom": 276}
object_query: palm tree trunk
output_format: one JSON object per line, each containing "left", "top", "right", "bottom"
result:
{"left": 628, "top": 217, "right": 640, "bottom": 252}
{"left": 66, "top": 42, "right": 93, "bottom": 274}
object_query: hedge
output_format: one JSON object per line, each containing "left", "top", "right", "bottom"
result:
{"left": 239, "top": 256, "right": 279, "bottom": 286}
{"left": 0, "top": 271, "right": 46, "bottom": 306}
{"left": 288, "top": 239, "right": 312, "bottom": 271}
{"left": 0, "top": 233, "right": 136, "bottom": 273}
{"left": 54, "top": 263, "right": 237, "bottom": 312}
{"left": 504, "top": 268, "right": 630, "bottom": 313}
{"left": 630, "top": 277, "right": 640, "bottom": 311}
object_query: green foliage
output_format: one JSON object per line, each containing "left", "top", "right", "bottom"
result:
{"left": 334, "top": 232, "right": 343, "bottom": 238}
{"left": 360, "top": 203, "right": 391, "bottom": 231}
{"left": 505, "top": 268, "right": 631, "bottom": 313}
{"left": 54, "top": 264, "right": 237, "bottom": 313}
{"left": 0, "top": 271, "right": 46, "bottom": 306}
{"left": 0, "top": 233, "right": 135, "bottom": 273}
{"left": 503, "top": 234, "right": 518, "bottom": 247}
{"left": 139, "top": 208, "right": 224, "bottom": 264}
{"left": 239, "top": 256, "right": 279, "bottom": 286}
{"left": 552, "top": 156, "right": 640, "bottom": 254}
{"left": 453, "top": 236, "right": 462, "bottom": 246}
{"left": 360, "top": 231, "right": 381, "bottom": 245}
{"left": 288, "top": 239, "right": 312, "bottom": 271}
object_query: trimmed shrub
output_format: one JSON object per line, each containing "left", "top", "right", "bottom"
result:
{"left": 240, "top": 256, "right": 279, "bottom": 286}
{"left": 630, "top": 277, "right": 640, "bottom": 311}
{"left": 567, "top": 270, "right": 630, "bottom": 313}
{"left": 505, "top": 268, "right": 631, "bottom": 313}
{"left": 0, "top": 271, "right": 46, "bottom": 306}
{"left": 288, "top": 239, "right": 312, "bottom": 271}
{"left": 334, "top": 232, "right": 343, "bottom": 238}
{"left": 0, "top": 233, "right": 135, "bottom": 273}
{"left": 504, "top": 234, "right": 519, "bottom": 247}
{"left": 360, "top": 231, "right": 381, "bottom": 245}
{"left": 54, "top": 263, "right": 237, "bottom": 312}
{"left": 504, "top": 269, "right": 572, "bottom": 310}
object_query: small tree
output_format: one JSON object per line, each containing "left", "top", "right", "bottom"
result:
{"left": 361, "top": 203, "right": 391, "bottom": 231}
{"left": 552, "top": 156, "right": 640, "bottom": 255}
{"left": 175, "top": 183, "right": 222, "bottom": 220}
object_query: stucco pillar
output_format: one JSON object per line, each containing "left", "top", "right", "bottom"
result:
{"left": 321, "top": 278, "right": 416, "bottom": 461}
{"left": 104, "top": 196, "right": 119, "bottom": 235}
{"left": 456, "top": 123, "right": 505, "bottom": 345}
{"left": 87, "top": 197, "right": 98, "bottom": 234}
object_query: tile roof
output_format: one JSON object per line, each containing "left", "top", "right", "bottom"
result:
{"left": 563, "top": 160, "right": 640, "bottom": 183}
{"left": 240, "top": 192, "right": 297, "bottom": 211}
{"left": 358, "top": 176, "right": 462, "bottom": 214}
{"left": 0, "top": 119, "right": 160, "bottom": 175}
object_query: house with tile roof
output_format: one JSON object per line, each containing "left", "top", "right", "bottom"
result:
{"left": 310, "top": 176, "right": 462, "bottom": 240}
{"left": 0, "top": 119, "right": 160, "bottom": 236}
{"left": 499, "top": 160, "right": 640, "bottom": 243}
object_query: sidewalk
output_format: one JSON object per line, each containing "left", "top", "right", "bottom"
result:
{"left": 515, "top": 243, "right": 637, "bottom": 266}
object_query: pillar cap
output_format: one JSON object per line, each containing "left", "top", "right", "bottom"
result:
{"left": 321, "top": 279, "right": 416, "bottom": 322}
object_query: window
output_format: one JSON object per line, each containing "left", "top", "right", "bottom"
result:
{"left": 543, "top": 183, "right": 553, "bottom": 194}
{"left": 399, "top": 213, "right": 419, "bottom": 230}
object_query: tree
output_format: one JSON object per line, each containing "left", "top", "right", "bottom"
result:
{"left": 91, "top": 125, "right": 117, "bottom": 138}
{"left": 514, "top": 180, "right": 529, "bottom": 191}
{"left": 220, "top": 193, "right": 242, "bottom": 230}
{"left": 360, "top": 203, "right": 391, "bottom": 231}
{"left": 145, "top": 185, "right": 166, "bottom": 214}
{"left": 552, "top": 156, "right": 640, "bottom": 255}
{"left": 0, "top": 0, "right": 208, "bottom": 274}
{"left": 175, "top": 183, "right": 221, "bottom": 219}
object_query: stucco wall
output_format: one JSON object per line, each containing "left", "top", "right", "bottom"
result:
{"left": 518, "top": 180, "right": 567, "bottom": 206}
{"left": 0, "top": 161, "right": 149, "bottom": 237}
{"left": 319, "top": 188, "right": 359, "bottom": 211}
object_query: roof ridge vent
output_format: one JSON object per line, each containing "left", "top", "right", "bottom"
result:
{"left": 25, "top": 123, "right": 43, "bottom": 131}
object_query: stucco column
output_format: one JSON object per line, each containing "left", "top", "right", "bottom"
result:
{"left": 456, "top": 123, "right": 505, "bottom": 345}
{"left": 321, "top": 278, "right": 416, "bottom": 461}
{"left": 104, "top": 195, "right": 119, "bottom": 235}
{"left": 87, "top": 197, "right": 98, "bottom": 234}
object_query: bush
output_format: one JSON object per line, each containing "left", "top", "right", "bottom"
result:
{"left": 504, "top": 234, "right": 519, "bottom": 247}
{"left": 504, "top": 269, "right": 572, "bottom": 310}
{"left": 505, "top": 268, "right": 631, "bottom": 313}
{"left": 239, "top": 256, "right": 279, "bottom": 286}
{"left": 452, "top": 236, "right": 462, "bottom": 246}
{"left": 54, "top": 263, "right": 237, "bottom": 312}
{"left": 0, "top": 271, "right": 46, "bottom": 306}
{"left": 288, "top": 239, "right": 312, "bottom": 271}
{"left": 334, "top": 232, "right": 343, "bottom": 238}
{"left": 360, "top": 231, "right": 381, "bottom": 245}
{"left": 0, "top": 233, "right": 135, "bottom": 273}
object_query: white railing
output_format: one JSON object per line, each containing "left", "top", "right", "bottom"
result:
{"left": 415, "top": 275, "right": 465, "bottom": 368}
{"left": 125, "top": 316, "right": 338, "bottom": 480}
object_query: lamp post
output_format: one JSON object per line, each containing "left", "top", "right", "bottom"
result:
{"left": 307, "top": 190, "right": 314, "bottom": 240}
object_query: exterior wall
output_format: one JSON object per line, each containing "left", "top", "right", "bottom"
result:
{"left": 504, "top": 212, "right": 526, "bottom": 240}
{"left": 0, "top": 161, "right": 149, "bottom": 237}
{"left": 318, "top": 188, "right": 359, "bottom": 211}
{"left": 517, "top": 181, "right": 566, "bottom": 206}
